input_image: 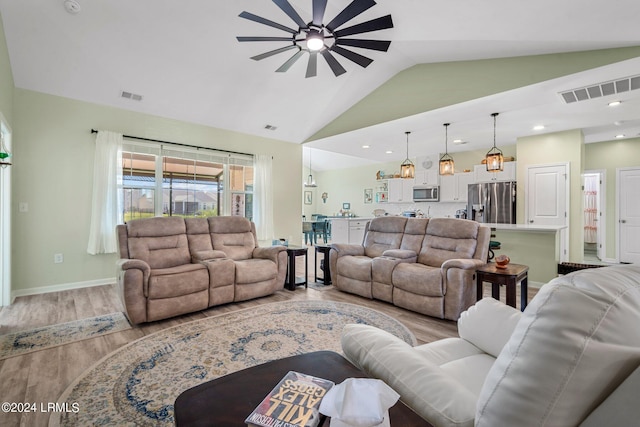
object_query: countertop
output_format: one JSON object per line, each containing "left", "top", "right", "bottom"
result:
{"left": 486, "top": 223, "right": 567, "bottom": 232}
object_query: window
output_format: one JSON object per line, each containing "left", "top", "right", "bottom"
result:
{"left": 121, "top": 143, "right": 253, "bottom": 221}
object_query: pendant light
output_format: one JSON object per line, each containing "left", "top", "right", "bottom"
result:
{"left": 439, "top": 123, "right": 454, "bottom": 176}
{"left": 304, "top": 147, "right": 317, "bottom": 188}
{"left": 485, "top": 112, "right": 504, "bottom": 172}
{"left": 400, "top": 131, "right": 415, "bottom": 179}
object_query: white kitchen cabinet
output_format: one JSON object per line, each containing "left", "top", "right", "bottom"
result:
{"left": 330, "top": 218, "right": 373, "bottom": 244}
{"left": 474, "top": 161, "right": 517, "bottom": 182}
{"left": 387, "top": 178, "right": 414, "bottom": 203}
{"left": 440, "top": 172, "right": 474, "bottom": 202}
{"left": 414, "top": 170, "right": 439, "bottom": 186}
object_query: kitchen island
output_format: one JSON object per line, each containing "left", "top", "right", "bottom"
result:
{"left": 330, "top": 217, "right": 374, "bottom": 244}
{"left": 487, "top": 224, "right": 567, "bottom": 285}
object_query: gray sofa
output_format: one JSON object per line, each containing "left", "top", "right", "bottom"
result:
{"left": 330, "top": 217, "right": 491, "bottom": 320}
{"left": 116, "top": 216, "right": 287, "bottom": 324}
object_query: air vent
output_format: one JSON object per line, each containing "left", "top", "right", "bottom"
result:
{"left": 121, "top": 91, "right": 143, "bottom": 101}
{"left": 560, "top": 75, "right": 640, "bottom": 104}
{"left": 264, "top": 124, "right": 277, "bottom": 131}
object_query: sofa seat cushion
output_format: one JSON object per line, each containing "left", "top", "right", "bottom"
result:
{"left": 392, "top": 263, "right": 443, "bottom": 297}
{"left": 234, "top": 258, "right": 277, "bottom": 284}
{"left": 148, "top": 264, "right": 209, "bottom": 299}
{"left": 336, "top": 255, "right": 374, "bottom": 281}
{"left": 419, "top": 218, "right": 479, "bottom": 267}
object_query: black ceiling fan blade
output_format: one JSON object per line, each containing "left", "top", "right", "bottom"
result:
{"left": 237, "top": 36, "right": 295, "bottom": 42}
{"left": 312, "top": 0, "right": 328, "bottom": 26}
{"left": 320, "top": 50, "right": 347, "bottom": 77}
{"left": 239, "top": 11, "right": 298, "bottom": 34}
{"left": 326, "top": 0, "right": 376, "bottom": 32}
{"left": 335, "top": 38, "right": 391, "bottom": 52}
{"left": 306, "top": 52, "right": 318, "bottom": 78}
{"left": 251, "top": 45, "right": 298, "bottom": 61}
{"left": 276, "top": 50, "right": 305, "bottom": 72}
{"left": 334, "top": 15, "right": 393, "bottom": 38}
{"left": 331, "top": 45, "right": 373, "bottom": 68}
{"left": 272, "top": 0, "right": 308, "bottom": 29}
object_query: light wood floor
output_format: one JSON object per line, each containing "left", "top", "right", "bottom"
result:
{"left": 0, "top": 248, "right": 536, "bottom": 427}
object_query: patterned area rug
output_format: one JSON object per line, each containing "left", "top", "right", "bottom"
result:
{"left": 50, "top": 301, "right": 415, "bottom": 426}
{"left": 0, "top": 312, "right": 131, "bottom": 360}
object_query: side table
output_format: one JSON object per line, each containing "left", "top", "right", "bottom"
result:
{"left": 476, "top": 263, "right": 529, "bottom": 311}
{"left": 285, "top": 246, "right": 308, "bottom": 290}
{"left": 315, "top": 244, "right": 332, "bottom": 285}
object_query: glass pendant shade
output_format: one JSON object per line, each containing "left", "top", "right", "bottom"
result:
{"left": 401, "top": 131, "right": 415, "bottom": 179}
{"left": 485, "top": 112, "right": 504, "bottom": 172}
{"left": 304, "top": 148, "right": 317, "bottom": 187}
{"left": 439, "top": 123, "right": 454, "bottom": 176}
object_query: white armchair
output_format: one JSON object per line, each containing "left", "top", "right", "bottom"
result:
{"left": 341, "top": 264, "right": 640, "bottom": 427}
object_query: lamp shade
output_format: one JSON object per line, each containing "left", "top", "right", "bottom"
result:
{"left": 400, "top": 131, "right": 415, "bottom": 179}
{"left": 439, "top": 123, "right": 454, "bottom": 176}
{"left": 485, "top": 112, "right": 504, "bottom": 172}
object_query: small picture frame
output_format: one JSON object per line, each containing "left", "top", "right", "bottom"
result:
{"left": 364, "top": 188, "right": 373, "bottom": 204}
{"left": 304, "top": 191, "right": 313, "bottom": 205}
{"left": 342, "top": 202, "right": 351, "bottom": 210}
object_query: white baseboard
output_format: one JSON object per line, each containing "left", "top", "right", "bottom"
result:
{"left": 10, "top": 277, "right": 116, "bottom": 303}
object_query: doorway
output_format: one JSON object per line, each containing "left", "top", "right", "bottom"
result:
{"left": 618, "top": 167, "right": 640, "bottom": 264}
{"left": 582, "top": 171, "right": 605, "bottom": 262}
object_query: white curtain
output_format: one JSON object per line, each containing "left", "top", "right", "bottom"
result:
{"left": 87, "top": 130, "right": 123, "bottom": 254}
{"left": 583, "top": 174, "right": 598, "bottom": 244}
{"left": 253, "top": 154, "right": 274, "bottom": 241}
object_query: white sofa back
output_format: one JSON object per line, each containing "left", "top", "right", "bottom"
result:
{"left": 476, "top": 264, "right": 640, "bottom": 426}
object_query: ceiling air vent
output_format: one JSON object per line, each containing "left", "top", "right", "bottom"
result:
{"left": 560, "top": 75, "right": 640, "bottom": 104}
{"left": 264, "top": 124, "right": 277, "bottom": 131}
{"left": 121, "top": 91, "right": 143, "bottom": 101}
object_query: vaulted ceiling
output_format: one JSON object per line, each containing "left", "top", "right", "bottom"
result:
{"left": 1, "top": 0, "right": 639, "bottom": 170}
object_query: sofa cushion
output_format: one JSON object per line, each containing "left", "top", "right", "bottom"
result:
{"left": 400, "top": 218, "right": 429, "bottom": 253}
{"left": 185, "top": 217, "right": 214, "bottom": 253}
{"left": 337, "top": 255, "right": 374, "bottom": 281}
{"left": 147, "top": 264, "right": 209, "bottom": 299}
{"left": 392, "top": 263, "right": 443, "bottom": 296}
{"left": 126, "top": 217, "right": 191, "bottom": 269}
{"left": 419, "top": 218, "right": 479, "bottom": 267}
{"left": 475, "top": 264, "right": 640, "bottom": 427}
{"left": 208, "top": 217, "right": 256, "bottom": 260}
{"left": 363, "top": 217, "right": 407, "bottom": 258}
{"left": 234, "top": 259, "right": 277, "bottom": 284}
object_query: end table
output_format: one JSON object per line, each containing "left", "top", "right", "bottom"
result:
{"left": 285, "top": 246, "right": 308, "bottom": 290}
{"left": 476, "top": 263, "right": 529, "bottom": 311}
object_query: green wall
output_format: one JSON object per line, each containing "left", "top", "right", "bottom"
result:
{"left": 309, "top": 47, "right": 640, "bottom": 141}
{"left": 585, "top": 138, "right": 640, "bottom": 259}
{"left": 0, "top": 12, "right": 13, "bottom": 124}
{"left": 11, "top": 89, "right": 301, "bottom": 293}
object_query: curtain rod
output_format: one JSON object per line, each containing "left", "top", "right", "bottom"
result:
{"left": 90, "top": 129, "right": 253, "bottom": 157}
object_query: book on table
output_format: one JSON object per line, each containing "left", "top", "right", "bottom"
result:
{"left": 245, "top": 371, "right": 334, "bottom": 427}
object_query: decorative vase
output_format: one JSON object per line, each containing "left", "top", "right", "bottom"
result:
{"left": 495, "top": 254, "right": 510, "bottom": 269}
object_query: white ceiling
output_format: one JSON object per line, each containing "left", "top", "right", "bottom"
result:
{"left": 1, "top": 0, "right": 639, "bottom": 171}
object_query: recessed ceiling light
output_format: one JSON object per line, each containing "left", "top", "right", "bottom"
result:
{"left": 385, "top": 150, "right": 393, "bottom": 154}
{"left": 533, "top": 125, "right": 545, "bottom": 131}
{"left": 615, "top": 134, "right": 625, "bottom": 138}
{"left": 362, "top": 145, "right": 370, "bottom": 149}
{"left": 608, "top": 100, "right": 622, "bottom": 107}
{"left": 452, "top": 139, "right": 467, "bottom": 145}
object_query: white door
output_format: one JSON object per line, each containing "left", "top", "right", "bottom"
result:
{"left": 618, "top": 168, "right": 640, "bottom": 263}
{"left": 527, "top": 163, "right": 569, "bottom": 261}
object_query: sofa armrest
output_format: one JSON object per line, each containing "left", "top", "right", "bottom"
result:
{"left": 331, "top": 243, "right": 365, "bottom": 257}
{"left": 253, "top": 245, "right": 287, "bottom": 263}
{"left": 342, "top": 324, "right": 477, "bottom": 427}
{"left": 381, "top": 249, "right": 417, "bottom": 260}
{"left": 191, "top": 250, "right": 227, "bottom": 263}
{"left": 117, "top": 258, "right": 150, "bottom": 279}
{"left": 458, "top": 297, "right": 522, "bottom": 358}
{"left": 442, "top": 258, "right": 486, "bottom": 271}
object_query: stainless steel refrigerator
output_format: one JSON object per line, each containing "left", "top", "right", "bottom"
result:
{"left": 467, "top": 181, "right": 516, "bottom": 224}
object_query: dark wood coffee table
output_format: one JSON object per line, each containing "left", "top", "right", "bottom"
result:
{"left": 174, "top": 350, "right": 433, "bottom": 427}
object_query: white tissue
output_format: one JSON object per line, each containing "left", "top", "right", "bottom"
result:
{"left": 319, "top": 378, "right": 400, "bottom": 427}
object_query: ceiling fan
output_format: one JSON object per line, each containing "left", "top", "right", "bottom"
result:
{"left": 237, "top": 0, "right": 393, "bottom": 78}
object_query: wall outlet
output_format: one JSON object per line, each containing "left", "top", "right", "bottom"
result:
{"left": 54, "top": 253, "right": 64, "bottom": 264}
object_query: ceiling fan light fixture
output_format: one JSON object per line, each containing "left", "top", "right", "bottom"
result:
{"left": 486, "top": 112, "right": 504, "bottom": 172}
{"left": 439, "top": 123, "right": 454, "bottom": 176}
{"left": 400, "top": 131, "right": 415, "bottom": 179}
{"left": 306, "top": 30, "right": 325, "bottom": 51}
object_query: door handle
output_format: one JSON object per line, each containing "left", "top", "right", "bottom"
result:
{"left": 529, "top": 220, "right": 534, "bottom": 223}
{"left": 620, "top": 219, "right": 627, "bottom": 223}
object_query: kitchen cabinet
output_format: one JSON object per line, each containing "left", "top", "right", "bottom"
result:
{"left": 440, "top": 172, "right": 474, "bottom": 202}
{"left": 474, "top": 161, "right": 517, "bottom": 182}
{"left": 387, "top": 178, "right": 414, "bottom": 203}
{"left": 414, "top": 170, "right": 439, "bottom": 186}
{"left": 330, "top": 218, "right": 373, "bottom": 244}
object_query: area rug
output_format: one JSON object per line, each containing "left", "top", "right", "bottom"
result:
{"left": 50, "top": 301, "right": 415, "bottom": 426}
{"left": 0, "top": 312, "right": 131, "bottom": 360}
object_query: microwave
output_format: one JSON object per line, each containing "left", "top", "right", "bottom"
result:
{"left": 413, "top": 185, "right": 439, "bottom": 202}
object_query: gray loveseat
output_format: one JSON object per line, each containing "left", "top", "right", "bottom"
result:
{"left": 329, "top": 217, "right": 490, "bottom": 320}
{"left": 116, "top": 216, "right": 287, "bottom": 324}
